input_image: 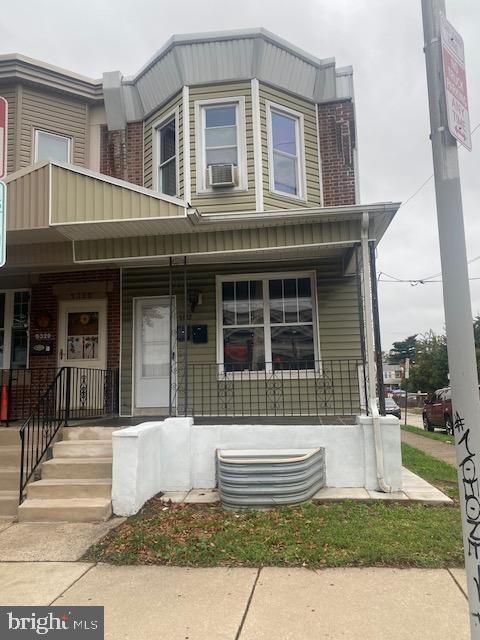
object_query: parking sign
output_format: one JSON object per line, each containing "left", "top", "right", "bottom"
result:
{"left": 440, "top": 14, "right": 472, "bottom": 150}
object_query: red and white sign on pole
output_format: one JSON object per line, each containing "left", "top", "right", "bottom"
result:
{"left": 440, "top": 13, "right": 472, "bottom": 151}
{"left": 0, "top": 97, "right": 7, "bottom": 179}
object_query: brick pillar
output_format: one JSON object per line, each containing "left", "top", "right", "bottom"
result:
{"left": 100, "top": 122, "right": 143, "bottom": 186}
{"left": 317, "top": 100, "right": 357, "bottom": 206}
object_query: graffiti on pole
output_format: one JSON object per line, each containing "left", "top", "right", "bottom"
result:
{"left": 454, "top": 410, "right": 480, "bottom": 620}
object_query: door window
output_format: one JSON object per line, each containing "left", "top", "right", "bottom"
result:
{"left": 141, "top": 303, "right": 169, "bottom": 377}
{"left": 66, "top": 311, "right": 99, "bottom": 360}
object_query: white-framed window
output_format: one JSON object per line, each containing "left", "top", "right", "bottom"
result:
{"left": 195, "top": 97, "right": 247, "bottom": 193}
{"left": 154, "top": 111, "right": 178, "bottom": 197}
{"left": 0, "top": 290, "right": 30, "bottom": 370}
{"left": 266, "top": 101, "right": 306, "bottom": 200}
{"left": 34, "top": 129, "right": 71, "bottom": 163}
{"left": 216, "top": 272, "right": 319, "bottom": 373}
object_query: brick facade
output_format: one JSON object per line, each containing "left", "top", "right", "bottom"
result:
{"left": 100, "top": 122, "right": 143, "bottom": 186}
{"left": 317, "top": 100, "right": 357, "bottom": 207}
{"left": 29, "top": 269, "right": 121, "bottom": 371}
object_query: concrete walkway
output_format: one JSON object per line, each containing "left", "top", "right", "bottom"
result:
{"left": 401, "top": 429, "right": 458, "bottom": 466}
{"left": 0, "top": 563, "right": 469, "bottom": 639}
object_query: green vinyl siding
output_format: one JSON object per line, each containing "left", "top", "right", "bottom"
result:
{"left": 144, "top": 91, "right": 183, "bottom": 195}
{"left": 190, "top": 82, "right": 256, "bottom": 214}
{"left": 74, "top": 219, "right": 361, "bottom": 262}
{"left": 259, "top": 82, "right": 321, "bottom": 210}
{"left": 121, "top": 259, "right": 361, "bottom": 415}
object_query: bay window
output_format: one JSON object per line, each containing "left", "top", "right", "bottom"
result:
{"left": 195, "top": 97, "right": 247, "bottom": 192}
{"left": 218, "top": 273, "right": 318, "bottom": 372}
{"left": 267, "top": 102, "right": 305, "bottom": 200}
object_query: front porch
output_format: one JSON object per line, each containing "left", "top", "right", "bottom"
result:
{"left": 2, "top": 161, "right": 399, "bottom": 426}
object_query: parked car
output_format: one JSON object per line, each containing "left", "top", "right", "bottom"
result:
{"left": 423, "top": 387, "right": 452, "bottom": 434}
{"left": 384, "top": 397, "right": 401, "bottom": 419}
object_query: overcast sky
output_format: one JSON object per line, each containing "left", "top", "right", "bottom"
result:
{"left": 2, "top": 0, "right": 479, "bottom": 350}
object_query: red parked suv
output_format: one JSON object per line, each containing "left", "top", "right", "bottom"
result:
{"left": 423, "top": 387, "right": 453, "bottom": 434}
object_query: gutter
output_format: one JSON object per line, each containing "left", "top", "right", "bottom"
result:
{"left": 361, "top": 212, "right": 391, "bottom": 493}
{"left": 187, "top": 202, "right": 401, "bottom": 228}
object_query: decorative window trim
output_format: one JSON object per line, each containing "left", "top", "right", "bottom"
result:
{"left": 33, "top": 129, "right": 72, "bottom": 163}
{"left": 194, "top": 96, "right": 248, "bottom": 194}
{"left": 215, "top": 270, "right": 321, "bottom": 376}
{"left": 266, "top": 100, "right": 307, "bottom": 203}
{"left": 0, "top": 289, "right": 31, "bottom": 370}
{"left": 152, "top": 107, "right": 180, "bottom": 197}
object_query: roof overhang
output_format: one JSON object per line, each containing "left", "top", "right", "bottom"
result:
{"left": 0, "top": 54, "right": 103, "bottom": 102}
{"left": 70, "top": 202, "right": 399, "bottom": 265}
{"left": 4, "top": 160, "right": 400, "bottom": 269}
{"left": 103, "top": 28, "right": 354, "bottom": 127}
{"left": 5, "top": 161, "right": 192, "bottom": 242}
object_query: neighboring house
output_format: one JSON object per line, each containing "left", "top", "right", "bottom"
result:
{"left": 383, "top": 364, "right": 404, "bottom": 390}
{"left": 0, "top": 31, "right": 402, "bottom": 519}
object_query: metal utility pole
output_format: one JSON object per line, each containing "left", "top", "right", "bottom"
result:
{"left": 422, "top": 1, "right": 480, "bottom": 635}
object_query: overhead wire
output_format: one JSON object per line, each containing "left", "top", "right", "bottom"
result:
{"left": 378, "top": 121, "right": 480, "bottom": 287}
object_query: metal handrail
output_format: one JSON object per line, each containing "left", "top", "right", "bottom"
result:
{"left": 19, "top": 367, "right": 68, "bottom": 504}
{"left": 18, "top": 367, "right": 118, "bottom": 503}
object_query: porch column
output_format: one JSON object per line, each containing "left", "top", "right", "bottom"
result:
{"left": 168, "top": 257, "right": 173, "bottom": 416}
{"left": 369, "top": 241, "right": 386, "bottom": 414}
{"left": 183, "top": 256, "right": 188, "bottom": 417}
{"left": 355, "top": 244, "right": 369, "bottom": 414}
{"left": 360, "top": 213, "right": 378, "bottom": 410}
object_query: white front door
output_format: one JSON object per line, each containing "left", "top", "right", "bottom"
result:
{"left": 134, "top": 297, "right": 174, "bottom": 410}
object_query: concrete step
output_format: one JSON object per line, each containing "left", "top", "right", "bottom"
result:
{"left": 0, "top": 467, "right": 19, "bottom": 491}
{"left": 0, "top": 428, "right": 20, "bottom": 446}
{"left": 27, "top": 478, "right": 112, "bottom": 500}
{"left": 0, "top": 491, "right": 18, "bottom": 516}
{"left": 0, "top": 446, "right": 21, "bottom": 466}
{"left": 41, "top": 457, "right": 112, "bottom": 480}
{"left": 61, "top": 427, "right": 119, "bottom": 441}
{"left": 18, "top": 498, "right": 112, "bottom": 522}
{"left": 53, "top": 440, "right": 112, "bottom": 459}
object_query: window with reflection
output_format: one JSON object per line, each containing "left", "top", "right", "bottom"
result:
{"left": 157, "top": 116, "right": 177, "bottom": 196}
{"left": 204, "top": 104, "right": 238, "bottom": 169}
{"left": 219, "top": 275, "right": 317, "bottom": 372}
{"left": 34, "top": 130, "right": 71, "bottom": 163}
{"left": 268, "top": 104, "right": 304, "bottom": 199}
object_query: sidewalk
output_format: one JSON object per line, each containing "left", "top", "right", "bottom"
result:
{"left": 401, "top": 429, "right": 458, "bottom": 466}
{"left": 0, "top": 563, "right": 469, "bottom": 639}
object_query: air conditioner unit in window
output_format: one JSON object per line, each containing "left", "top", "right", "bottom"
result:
{"left": 207, "top": 163, "right": 237, "bottom": 188}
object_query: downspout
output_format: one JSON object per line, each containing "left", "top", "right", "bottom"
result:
{"left": 361, "top": 212, "right": 391, "bottom": 493}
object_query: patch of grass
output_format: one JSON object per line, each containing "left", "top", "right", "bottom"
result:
{"left": 402, "top": 424, "right": 454, "bottom": 445}
{"left": 84, "top": 440, "right": 465, "bottom": 570}
{"left": 401, "top": 441, "right": 458, "bottom": 500}
{"left": 85, "top": 495, "right": 462, "bottom": 569}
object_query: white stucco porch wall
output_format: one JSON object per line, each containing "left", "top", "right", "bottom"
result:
{"left": 111, "top": 416, "right": 402, "bottom": 516}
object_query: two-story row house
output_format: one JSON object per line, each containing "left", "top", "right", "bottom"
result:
{"left": 0, "top": 30, "right": 402, "bottom": 519}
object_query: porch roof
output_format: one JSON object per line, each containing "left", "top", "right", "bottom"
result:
{"left": 4, "top": 160, "right": 400, "bottom": 268}
{"left": 5, "top": 161, "right": 191, "bottom": 245}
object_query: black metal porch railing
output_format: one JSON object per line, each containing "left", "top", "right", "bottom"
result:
{"left": 19, "top": 367, "right": 118, "bottom": 503}
{"left": 0, "top": 368, "right": 58, "bottom": 422}
{"left": 171, "top": 359, "right": 364, "bottom": 418}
